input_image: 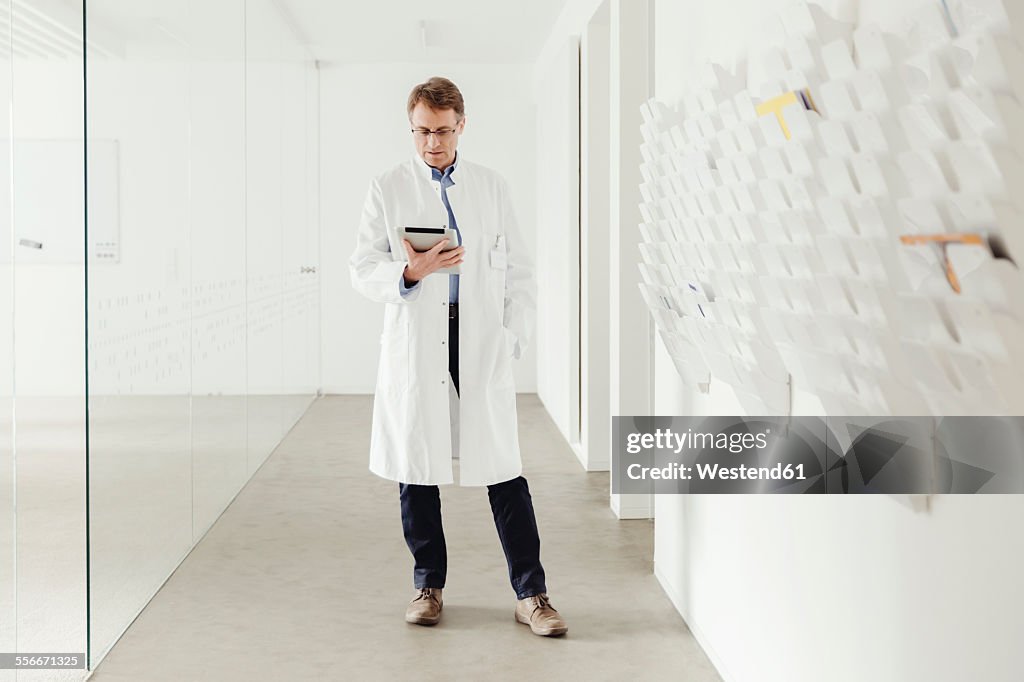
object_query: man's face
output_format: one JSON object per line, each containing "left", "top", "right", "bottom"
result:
{"left": 410, "top": 101, "right": 465, "bottom": 171}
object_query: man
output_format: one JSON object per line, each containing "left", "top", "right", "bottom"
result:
{"left": 349, "top": 77, "right": 567, "bottom": 637}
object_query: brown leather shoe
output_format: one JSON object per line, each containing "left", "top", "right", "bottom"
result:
{"left": 515, "top": 593, "right": 567, "bottom": 636}
{"left": 405, "top": 588, "right": 443, "bottom": 625}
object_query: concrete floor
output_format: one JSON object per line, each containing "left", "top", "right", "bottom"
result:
{"left": 88, "top": 394, "right": 721, "bottom": 681}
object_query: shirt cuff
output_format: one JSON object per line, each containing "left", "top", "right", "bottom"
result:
{"left": 399, "top": 275, "right": 421, "bottom": 298}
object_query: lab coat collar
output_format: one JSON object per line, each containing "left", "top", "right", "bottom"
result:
{"left": 413, "top": 150, "right": 460, "bottom": 181}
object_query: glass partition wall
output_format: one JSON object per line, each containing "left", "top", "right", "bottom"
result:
{"left": 2, "top": 0, "right": 320, "bottom": 675}
{"left": 1, "top": 0, "right": 13, "bottom": 674}
{"left": 3, "top": 0, "right": 89, "bottom": 680}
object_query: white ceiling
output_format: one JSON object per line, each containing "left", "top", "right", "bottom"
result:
{"left": 280, "top": 0, "right": 569, "bottom": 64}
{"left": 28, "top": 0, "right": 569, "bottom": 64}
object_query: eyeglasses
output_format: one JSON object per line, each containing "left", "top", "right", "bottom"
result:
{"left": 411, "top": 127, "right": 457, "bottom": 140}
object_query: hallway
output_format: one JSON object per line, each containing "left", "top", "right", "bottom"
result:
{"left": 89, "top": 395, "right": 721, "bottom": 681}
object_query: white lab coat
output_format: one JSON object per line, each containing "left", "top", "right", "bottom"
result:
{"left": 349, "top": 155, "right": 536, "bottom": 486}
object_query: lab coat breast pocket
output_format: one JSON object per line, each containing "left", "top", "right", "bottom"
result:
{"left": 485, "top": 231, "right": 508, "bottom": 305}
{"left": 489, "top": 242, "right": 508, "bottom": 271}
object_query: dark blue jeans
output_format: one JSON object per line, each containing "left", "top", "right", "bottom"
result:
{"left": 397, "top": 312, "right": 547, "bottom": 600}
{"left": 399, "top": 477, "right": 547, "bottom": 600}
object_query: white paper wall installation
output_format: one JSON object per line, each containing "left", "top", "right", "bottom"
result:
{"left": 638, "top": 0, "right": 1024, "bottom": 416}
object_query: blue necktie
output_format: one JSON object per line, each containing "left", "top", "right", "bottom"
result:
{"left": 432, "top": 166, "right": 461, "bottom": 304}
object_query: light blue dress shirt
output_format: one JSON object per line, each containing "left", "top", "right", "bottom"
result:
{"left": 400, "top": 154, "right": 461, "bottom": 303}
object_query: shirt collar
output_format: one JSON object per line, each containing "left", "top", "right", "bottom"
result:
{"left": 414, "top": 150, "right": 459, "bottom": 183}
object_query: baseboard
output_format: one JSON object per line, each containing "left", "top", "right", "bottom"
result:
{"left": 654, "top": 561, "right": 735, "bottom": 682}
{"left": 610, "top": 493, "right": 653, "bottom": 519}
{"left": 570, "top": 440, "right": 587, "bottom": 469}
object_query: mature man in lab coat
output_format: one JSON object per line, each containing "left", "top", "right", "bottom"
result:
{"left": 349, "top": 77, "right": 567, "bottom": 636}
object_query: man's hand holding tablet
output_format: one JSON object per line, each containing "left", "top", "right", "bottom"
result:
{"left": 401, "top": 228, "right": 464, "bottom": 286}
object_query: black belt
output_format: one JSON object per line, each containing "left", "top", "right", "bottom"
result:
{"left": 449, "top": 302, "right": 458, "bottom": 319}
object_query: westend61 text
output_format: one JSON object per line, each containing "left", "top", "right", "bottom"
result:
{"left": 626, "top": 462, "right": 807, "bottom": 481}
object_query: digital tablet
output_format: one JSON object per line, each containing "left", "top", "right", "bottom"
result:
{"left": 401, "top": 226, "right": 461, "bottom": 274}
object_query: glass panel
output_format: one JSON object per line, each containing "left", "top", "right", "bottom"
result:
{"left": 245, "top": 0, "right": 285, "bottom": 473}
{"left": 281, "top": 37, "right": 316, "bottom": 428}
{"left": 189, "top": 0, "right": 246, "bottom": 540}
{"left": 10, "top": 0, "right": 88, "bottom": 672}
{"left": 304, "top": 64, "right": 321, "bottom": 405}
{"left": 85, "top": 0, "right": 193, "bottom": 666}
{"left": 83, "top": 0, "right": 319, "bottom": 670}
{"left": 0, "top": 0, "right": 12, "bottom": 675}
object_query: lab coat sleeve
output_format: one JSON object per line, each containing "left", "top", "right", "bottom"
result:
{"left": 349, "top": 178, "right": 422, "bottom": 304}
{"left": 500, "top": 177, "right": 537, "bottom": 360}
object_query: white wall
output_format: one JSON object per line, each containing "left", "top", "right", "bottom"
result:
{"left": 532, "top": 0, "right": 655, "bottom": 479}
{"left": 322, "top": 62, "right": 538, "bottom": 393}
{"left": 578, "top": 0, "right": 655, "bottom": 490}
{"left": 608, "top": 0, "right": 654, "bottom": 518}
{"left": 532, "top": 0, "right": 615, "bottom": 446}
{"left": 532, "top": 39, "right": 581, "bottom": 451}
{"left": 580, "top": 5, "right": 612, "bottom": 471}
{"left": 651, "top": 1, "right": 1024, "bottom": 681}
